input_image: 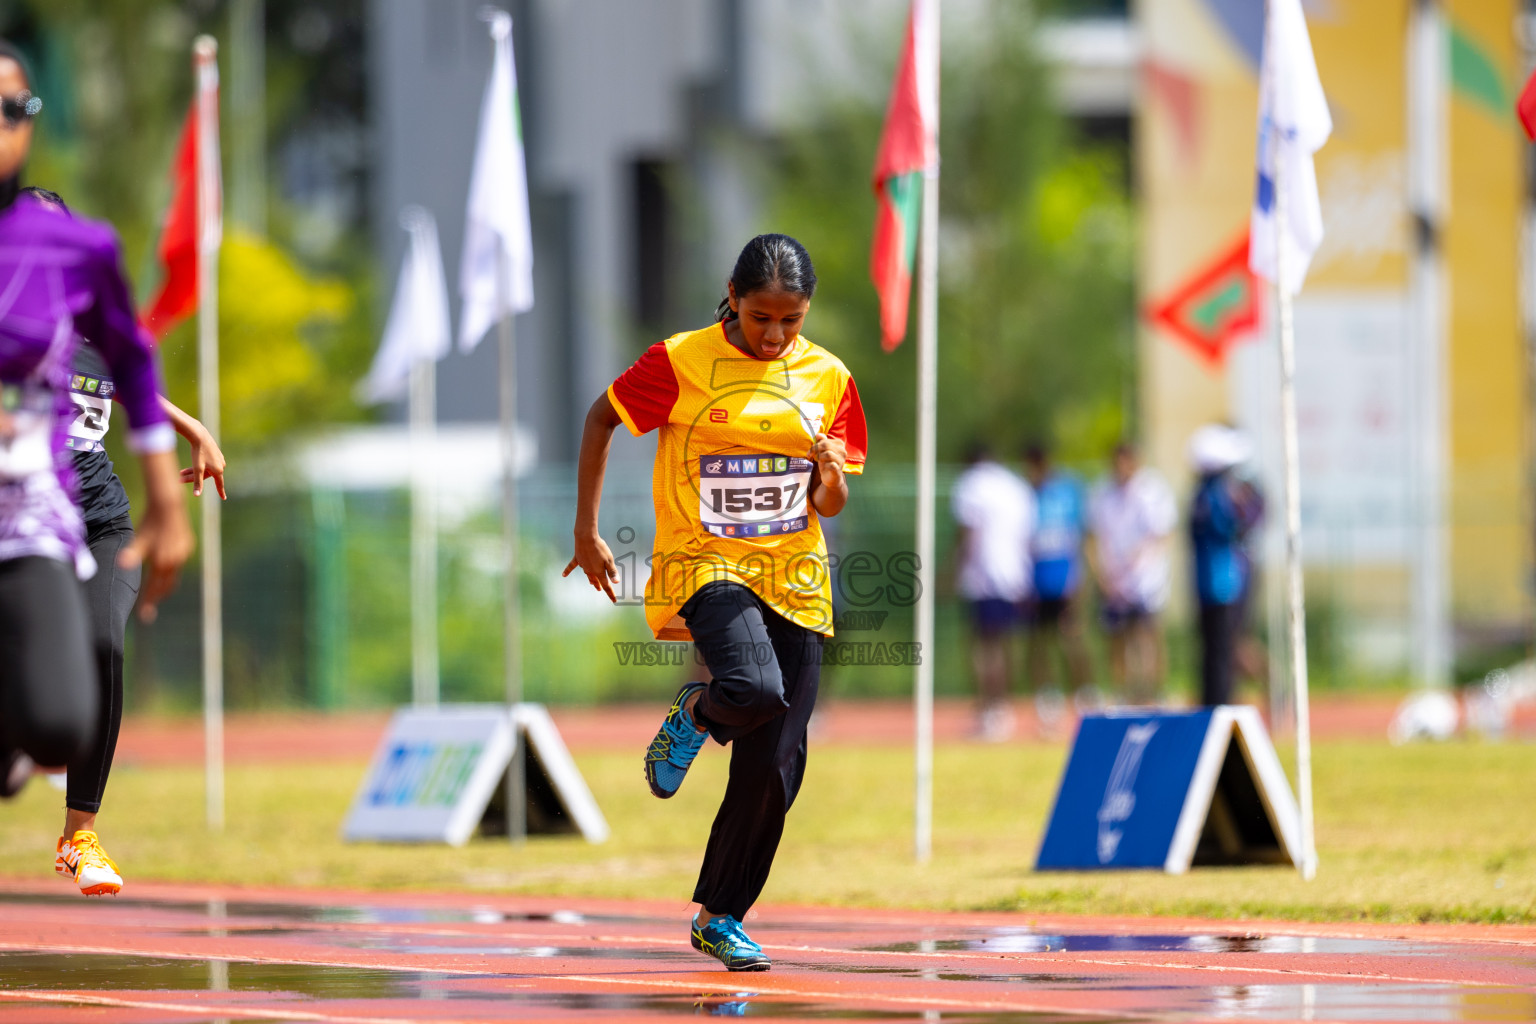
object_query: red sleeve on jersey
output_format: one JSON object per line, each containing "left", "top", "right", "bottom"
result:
{"left": 608, "top": 341, "right": 679, "bottom": 436}
{"left": 829, "top": 377, "right": 868, "bottom": 473}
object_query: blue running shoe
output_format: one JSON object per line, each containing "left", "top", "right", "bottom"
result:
{"left": 692, "top": 914, "right": 771, "bottom": 972}
{"left": 645, "top": 682, "right": 709, "bottom": 799}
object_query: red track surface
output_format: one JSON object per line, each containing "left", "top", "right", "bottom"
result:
{"left": 106, "top": 693, "right": 1503, "bottom": 767}
{"left": 12, "top": 698, "right": 1532, "bottom": 1020}
{"left": 0, "top": 880, "right": 1533, "bottom": 1023}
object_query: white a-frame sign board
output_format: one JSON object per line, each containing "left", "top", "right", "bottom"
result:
{"left": 343, "top": 704, "right": 609, "bottom": 846}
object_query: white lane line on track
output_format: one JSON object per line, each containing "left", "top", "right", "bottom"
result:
{"left": 0, "top": 990, "right": 479, "bottom": 1024}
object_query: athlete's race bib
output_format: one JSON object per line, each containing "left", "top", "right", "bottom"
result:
{"left": 0, "top": 382, "right": 56, "bottom": 482}
{"left": 699, "top": 453, "right": 814, "bottom": 538}
{"left": 64, "top": 370, "right": 114, "bottom": 453}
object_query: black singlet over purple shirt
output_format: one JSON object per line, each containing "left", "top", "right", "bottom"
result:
{"left": 67, "top": 342, "right": 133, "bottom": 526}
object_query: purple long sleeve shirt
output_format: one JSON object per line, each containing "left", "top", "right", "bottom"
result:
{"left": 0, "top": 193, "right": 173, "bottom": 574}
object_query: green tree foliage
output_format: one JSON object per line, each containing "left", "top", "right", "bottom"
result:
{"left": 152, "top": 232, "right": 353, "bottom": 451}
{"left": 766, "top": 5, "right": 1135, "bottom": 466}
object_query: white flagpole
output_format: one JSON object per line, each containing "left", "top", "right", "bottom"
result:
{"left": 409, "top": 353, "right": 440, "bottom": 708}
{"left": 1408, "top": 1, "right": 1450, "bottom": 691}
{"left": 912, "top": 4, "right": 940, "bottom": 866}
{"left": 1275, "top": 184, "right": 1316, "bottom": 880}
{"left": 399, "top": 205, "right": 442, "bottom": 710}
{"left": 1267, "top": 29, "right": 1316, "bottom": 880}
{"left": 464, "top": 7, "right": 531, "bottom": 843}
{"left": 913, "top": 163, "right": 938, "bottom": 864}
{"left": 498, "top": 255, "right": 525, "bottom": 843}
{"left": 193, "top": 35, "right": 225, "bottom": 832}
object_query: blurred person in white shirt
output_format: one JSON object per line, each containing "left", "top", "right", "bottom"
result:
{"left": 951, "top": 442, "right": 1035, "bottom": 740}
{"left": 1087, "top": 441, "right": 1177, "bottom": 704}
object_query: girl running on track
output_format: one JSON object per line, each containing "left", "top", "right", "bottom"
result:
{"left": 565, "top": 234, "right": 867, "bottom": 972}
{"left": 0, "top": 43, "right": 193, "bottom": 880}
{"left": 14, "top": 187, "right": 226, "bottom": 897}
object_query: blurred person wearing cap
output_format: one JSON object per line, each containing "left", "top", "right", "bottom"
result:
{"left": 951, "top": 441, "right": 1035, "bottom": 740}
{"left": 1188, "top": 423, "right": 1265, "bottom": 707}
{"left": 1087, "top": 442, "right": 1177, "bottom": 704}
{"left": 1021, "top": 443, "right": 1094, "bottom": 728}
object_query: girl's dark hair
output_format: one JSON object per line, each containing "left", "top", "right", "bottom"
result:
{"left": 715, "top": 233, "right": 817, "bottom": 321}
{"left": 0, "top": 40, "right": 33, "bottom": 90}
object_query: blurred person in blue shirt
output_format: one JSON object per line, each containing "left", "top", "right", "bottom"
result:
{"left": 1187, "top": 424, "right": 1265, "bottom": 707}
{"left": 1022, "top": 443, "right": 1094, "bottom": 728}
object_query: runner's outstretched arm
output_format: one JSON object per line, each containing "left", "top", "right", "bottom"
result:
{"left": 563, "top": 392, "right": 624, "bottom": 602}
{"left": 158, "top": 396, "right": 226, "bottom": 499}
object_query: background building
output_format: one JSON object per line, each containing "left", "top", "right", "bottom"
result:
{"left": 1138, "top": 0, "right": 1532, "bottom": 682}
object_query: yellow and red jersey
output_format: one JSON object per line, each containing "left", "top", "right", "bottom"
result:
{"left": 608, "top": 321, "right": 868, "bottom": 640}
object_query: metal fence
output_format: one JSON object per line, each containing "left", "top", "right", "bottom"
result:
{"left": 123, "top": 462, "right": 1532, "bottom": 714}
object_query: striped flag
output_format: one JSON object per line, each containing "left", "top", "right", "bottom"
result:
{"left": 870, "top": 0, "right": 938, "bottom": 352}
{"left": 459, "top": 9, "right": 534, "bottom": 352}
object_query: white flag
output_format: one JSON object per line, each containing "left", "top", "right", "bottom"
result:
{"left": 360, "top": 207, "right": 451, "bottom": 404}
{"left": 459, "top": 10, "right": 534, "bottom": 352}
{"left": 1249, "top": 0, "right": 1332, "bottom": 297}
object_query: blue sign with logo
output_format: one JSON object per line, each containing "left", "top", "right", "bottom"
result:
{"left": 1036, "top": 707, "right": 1300, "bottom": 873}
{"left": 1038, "top": 709, "right": 1214, "bottom": 870}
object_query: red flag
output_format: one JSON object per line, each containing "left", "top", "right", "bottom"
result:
{"left": 1146, "top": 231, "right": 1261, "bottom": 368}
{"left": 870, "top": 0, "right": 937, "bottom": 352}
{"left": 1519, "top": 67, "right": 1536, "bottom": 142}
{"left": 142, "top": 100, "right": 200, "bottom": 339}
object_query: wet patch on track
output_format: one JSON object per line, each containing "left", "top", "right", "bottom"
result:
{"left": 1, "top": 886, "right": 1532, "bottom": 1022}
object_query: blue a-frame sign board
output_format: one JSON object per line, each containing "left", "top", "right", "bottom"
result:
{"left": 1036, "top": 705, "right": 1300, "bottom": 873}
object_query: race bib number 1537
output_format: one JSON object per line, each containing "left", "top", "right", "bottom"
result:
{"left": 699, "top": 453, "right": 814, "bottom": 538}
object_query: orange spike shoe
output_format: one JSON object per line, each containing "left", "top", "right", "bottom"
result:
{"left": 60, "top": 830, "right": 122, "bottom": 896}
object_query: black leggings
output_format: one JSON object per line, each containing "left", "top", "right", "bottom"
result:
{"left": 683, "top": 582, "right": 823, "bottom": 922}
{"left": 69, "top": 515, "right": 138, "bottom": 813}
{"left": 0, "top": 556, "right": 97, "bottom": 768}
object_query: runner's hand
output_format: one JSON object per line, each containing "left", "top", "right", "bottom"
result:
{"left": 564, "top": 532, "right": 619, "bottom": 603}
{"left": 181, "top": 421, "right": 227, "bottom": 499}
{"left": 810, "top": 432, "right": 846, "bottom": 488}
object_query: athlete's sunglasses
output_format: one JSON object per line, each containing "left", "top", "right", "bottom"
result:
{"left": 1, "top": 91, "right": 41, "bottom": 127}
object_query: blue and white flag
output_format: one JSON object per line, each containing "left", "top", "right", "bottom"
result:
{"left": 360, "top": 207, "right": 451, "bottom": 404}
{"left": 1249, "top": 0, "right": 1332, "bottom": 297}
{"left": 459, "top": 10, "right": 535, "bottom": 352}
